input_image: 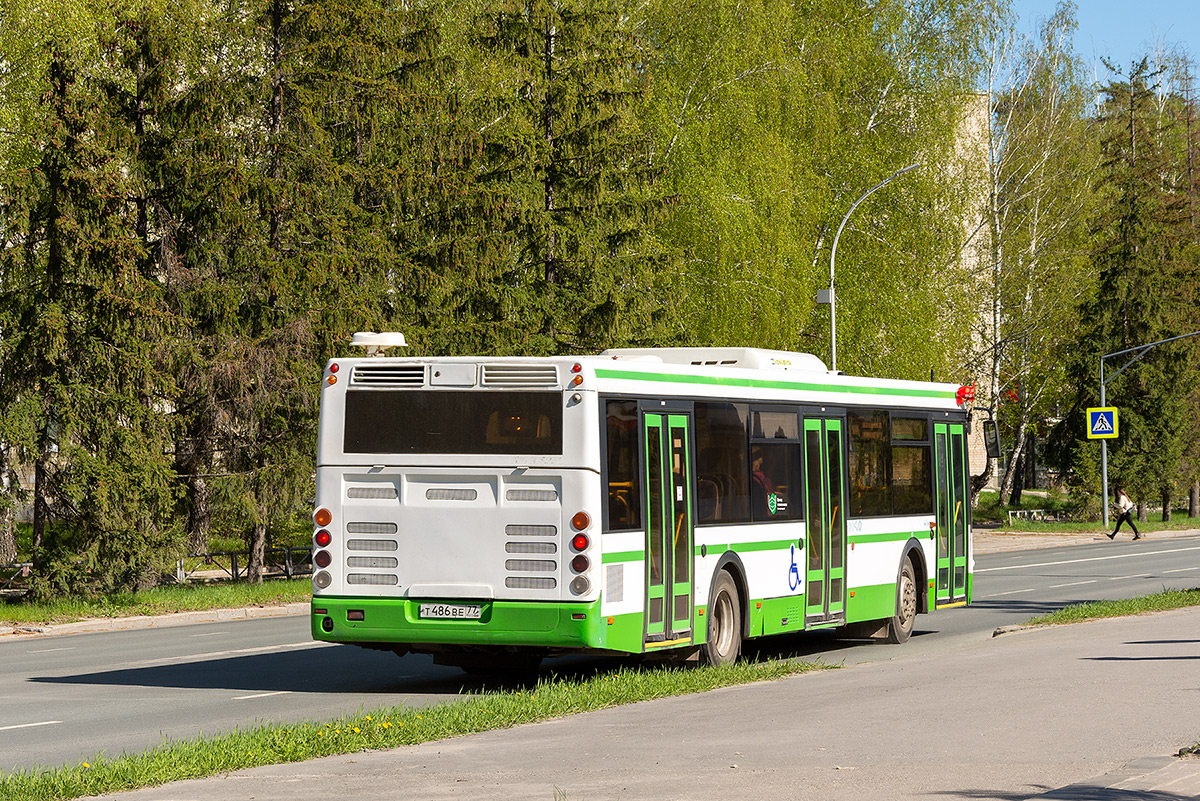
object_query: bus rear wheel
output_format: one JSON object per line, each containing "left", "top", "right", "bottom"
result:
{"left": 885, "top": 557, "right": 917, "bottom": 644}
{"left": 702, "top": 570, "right": 742, "bottom": 666}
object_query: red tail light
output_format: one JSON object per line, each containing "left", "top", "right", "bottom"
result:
{"left": 315, "top": 530, "right": 332, "bottom": 547}
{"left": 571, "top": 533, "right": 589, "bottom": 551}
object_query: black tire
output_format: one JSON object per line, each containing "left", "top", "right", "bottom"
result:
{"left": 885, "top": 557, "right": 917, "bottom": 644}
{"left": 702, "top": 570, "right": 742, "bottom": 666}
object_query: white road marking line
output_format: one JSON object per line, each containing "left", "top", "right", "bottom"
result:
{"left": 0, "top": 721, "right": 62, "bottom": 732}
{"left": 1049, "top": 580, "right": 1099, "bottom": 589}
{"left": 986, "top": 588, "right": 1037, "bottom": 597}
{"left": 1109, "top": 574, "right": 1150, "bottom": 580}
{"left": 28, "top": 647, "right": 75, "bottom": 654}
{"left": 1164, "top": 567, "right": 1200, "bottom": 573}
{"left": 977, "top": 544, "right": 1200, "bottom": 573}
{"left": 234, "top": 691, "right": 293, "bottom": 700}
{"left": 189, "top": 632, "right": 226, "bottom": 637}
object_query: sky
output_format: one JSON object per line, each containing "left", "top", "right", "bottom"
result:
{"left": 1011, "top": 0, "right": 1199, "bottom": 72}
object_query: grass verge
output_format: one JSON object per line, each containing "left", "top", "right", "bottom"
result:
{"left": 1024, "top": 588, "right": 1200, "bottom": 626}
{"left": 0, "top": 658, "right": 831, "bottom": 801}
{"left": 1, "top": 579, "right": 311, "bottom": 627}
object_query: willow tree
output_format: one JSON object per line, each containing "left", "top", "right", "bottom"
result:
{"left": 637, "top": 0, "right": 996, "bottom": 380}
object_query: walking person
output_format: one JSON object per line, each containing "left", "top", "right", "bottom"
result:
{"left": 1108, "top": 488, "right": 1141, "bottom": 540}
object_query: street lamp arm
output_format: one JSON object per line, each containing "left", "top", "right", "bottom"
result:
{"left": 826, "top": 162, "right": 920, "bottom": 372}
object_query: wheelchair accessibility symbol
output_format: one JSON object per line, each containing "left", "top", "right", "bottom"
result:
{"left": 788, "top": 544, "right": 801, "bottom": 591}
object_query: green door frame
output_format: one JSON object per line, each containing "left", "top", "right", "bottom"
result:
{"left": 642, "top": 412, "right": 694, "bottom": 645}
{"left": 803, "top": 417, "right": 846, "bottom": 626}
{"left": 934, "top": 422, "right": 968, "bottom": 606}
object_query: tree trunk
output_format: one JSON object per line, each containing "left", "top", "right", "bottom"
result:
{"left": 1009, "top": 447, "right": 1025, "bottom": 507}
{"left": 187, "top": 475, "right": 212, "bottom": 554}
{"left": 1137, "top": 501, "right": 1148, "bottom": 523}
{"left": 1161, "top": 488, "right": 1172, "bottom": 522}
{"left": 31, "top": 429, "right": 52, "bottom": 572}
{"left": 0, "top": 444, "right": 16, "bottom": 564}
{"left": 248, "top": 520, "right": 266, "bottom": 585}
{"left": 998, "top": 423, "right": 1028, "bottom": 507}
{"left": 1190, "top": 480, "right": 1199, "bottom": 518}
{"left": 970, "top": 457, "right": 994, "bottom": 508}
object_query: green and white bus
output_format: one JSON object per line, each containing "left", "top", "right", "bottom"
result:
{"left": 310, "top": 334, "right": 973, "bottom": 671}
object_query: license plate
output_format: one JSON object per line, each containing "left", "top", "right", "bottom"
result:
{"left": 419, "top": 603, "right": 482, "bottom": 620}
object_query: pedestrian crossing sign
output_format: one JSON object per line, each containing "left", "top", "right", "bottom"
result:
{"left": 1086, "top": 407, "right": 1118, "bottom": 439}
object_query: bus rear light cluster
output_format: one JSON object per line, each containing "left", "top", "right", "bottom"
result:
{"left": 569, "top": 510, "right": 592, "bottom": 595}
{"left": 314, "top": 507, "right": 334, "bottom": 589}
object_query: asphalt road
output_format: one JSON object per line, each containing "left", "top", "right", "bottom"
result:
{"left": 2, "top": 534, "right": 1199, "bottom": 776}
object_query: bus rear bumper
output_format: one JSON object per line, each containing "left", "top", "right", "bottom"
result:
{"left": 311, "top": 596, "right": 606, "bottom": 649}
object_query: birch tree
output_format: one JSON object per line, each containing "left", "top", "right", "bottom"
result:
{"left": 968, "top": 0, "right": 1096, "bottom": 505}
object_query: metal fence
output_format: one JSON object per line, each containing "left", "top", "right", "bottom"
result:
{"left": 0, "top": 547, "right": 312, "bottom": 591}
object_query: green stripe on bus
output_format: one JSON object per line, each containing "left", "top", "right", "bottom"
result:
{"left": 848, "top": 531, "right": 923, "bottom": 545}
{"left": 732, "top": 539, "right": 796, "bottom": 553}
{"left": 602, "top": 550, "right": 644, "bottom": 564}
{"left": 694, "top": 539, "right": 795, "bottom": 556}
{"left": 594, "top": 368, "right": 955, "bottom": 399}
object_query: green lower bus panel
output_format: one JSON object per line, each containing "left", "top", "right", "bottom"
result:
{"left": 760, "top": 595, "right": 806, "bottom": 636}
{"left": 312, "top": 597, "right": 610, "bottom": 650}
{"left": 845, "top": 583, "right": 895, "bottom": 623}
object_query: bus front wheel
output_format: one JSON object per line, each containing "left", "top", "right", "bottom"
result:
{"left": 702, "top": 570, "right": 742, "bottom": 666}
{"left": 885, "top": 557, "right": 917, "bottom": 644}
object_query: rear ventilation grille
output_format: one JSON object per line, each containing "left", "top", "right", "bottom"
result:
{"left": 505, "top": 524, "right": 557, "bottom": 537}
{"left": 347, "top": 573, "right": 399, "bottom": 585}
{"left": 481, "top": 364, "right": 559, "bottom": 386}
{"left": 348, "top": 486, "right": 398, "bottom": 500}
{"left": 347, "top": 556, "right": 399, "bottom": 569}
{"left": 426, "top": 488, "right": 478, "bottom": 501}
{"left": 347, "top": 539, "right": 398, "bottom": 552}
{"left": 606, "top": 564, "right": 624, "bottom": 603}
{"left": 346, "top": 522, "right": 398, "bottom": 535}
{"left": 505, "top": 576, "right": 557, "bottom": 589}
{"left": 505, "top": 489, "right": 558, "bottom": 502}
{"left": 505, "top": 559, "right": 557, "bottom": 572}
{"left": 350, "top": 364, "right": 424, "bottom": 386}
{"left": 505, "top": 541, "right": 557, "bottom": 555}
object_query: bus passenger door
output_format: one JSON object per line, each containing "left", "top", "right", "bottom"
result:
{"left": 934, "top": 422, "right": 969, "bottom": 606}
{"left": 803, "top": 417, "right": 847, "bottom": 626}
{"left": 642, "top": 413, "right": 694, "bottom": 645}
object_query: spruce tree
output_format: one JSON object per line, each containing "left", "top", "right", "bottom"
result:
{"left": 0, "top": 44, "right": 179, "bottom": 597}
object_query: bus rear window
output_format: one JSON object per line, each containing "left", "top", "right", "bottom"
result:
{"left": 343, "top": 390, "right": 563, "bottom": 455}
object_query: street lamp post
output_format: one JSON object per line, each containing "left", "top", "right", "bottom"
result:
{"left": 822, "top": 162, "right": 920, "bottom": 372}
{"left": 1098, "top": 329, "right": 1200, "bottom": 528}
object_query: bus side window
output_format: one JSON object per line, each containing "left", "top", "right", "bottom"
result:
{"left": 695, "top": 402, "right": 750, "bottom": 524}
{"left": 605, "top": 400, "right": 641, "bottom": 531}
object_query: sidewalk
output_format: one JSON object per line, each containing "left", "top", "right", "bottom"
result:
{"left": 83, "top": 605, "right": 1200, "bottom": 801}
{"left": 973, "top": 524, "right": 1200, "bottom": 554}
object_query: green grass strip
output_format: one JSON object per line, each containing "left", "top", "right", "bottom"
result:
{"left": 1024, "top": 588, "right": 1200, "bottom": 627}
{"left": 1, "top": 579, "right": 311, "bottom": 627}
{"left": 0, "top": 658, "right": 831, "bottom": 801}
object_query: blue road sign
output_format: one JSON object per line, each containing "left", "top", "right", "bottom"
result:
{"left": 1086, "top": 407, "right": 1118, "bottom": 439}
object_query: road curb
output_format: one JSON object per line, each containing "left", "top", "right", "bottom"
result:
{"left": 1034, "top": 755, "right": 1200, "bottom": 797}
{"left": 3, "top": 601, "right": 309, "bottom": 638}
